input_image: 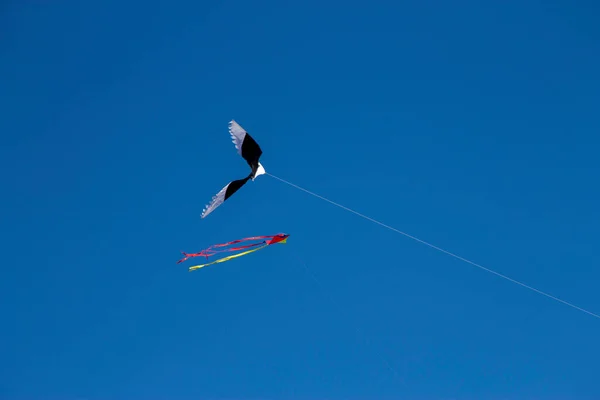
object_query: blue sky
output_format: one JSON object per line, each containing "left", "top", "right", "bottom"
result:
{"left": 1, "top": 0, "right": 600, "bottom": 398}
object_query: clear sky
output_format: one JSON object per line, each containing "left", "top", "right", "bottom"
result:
{"left": 1, "top": 1, "right": 600, "bottom": 399}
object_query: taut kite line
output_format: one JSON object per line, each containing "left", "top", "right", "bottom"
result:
{"left": 266, "top": 172, "right": 600, "bottom": 320}
{"left": 201, "top": 120, "right": 266, "bottom": 218}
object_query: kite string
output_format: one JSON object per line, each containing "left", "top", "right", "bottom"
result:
{"left": 267, "top": 172, "right": 600, "bottom": 320}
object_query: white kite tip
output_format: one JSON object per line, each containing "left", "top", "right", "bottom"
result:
{"left": 252, "top": 163, "right": 266, "bottom": 180}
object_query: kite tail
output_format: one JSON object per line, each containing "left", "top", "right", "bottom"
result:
{"left": 177, "top": 251, "right": 211, "bottom": 264}
{"left": 189, "top": 244, "right": 269, "bottom": 271}
{"left": 178, "top": 234, "right": 290, "bottom": 267}
{"left": 177, "top": 252, "right": 190, "bottom": 264}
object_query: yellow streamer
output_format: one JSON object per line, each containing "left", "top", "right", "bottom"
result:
{"left": 189, "top": 244, "right": 268, "bottom": 271}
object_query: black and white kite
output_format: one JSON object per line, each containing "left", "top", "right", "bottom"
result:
{"left": 201, "top": 120, "right": 266, "bottom": 218}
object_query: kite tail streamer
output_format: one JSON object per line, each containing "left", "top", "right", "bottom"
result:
{"left": 188, "top": 244, "right": 268, "bottom": 271}
{"left": 177, "top": 253, "right": 190, "bottom": 264}
{"left": 177, "top": 234, "right": 287, "bottom": 264}
{"left": 180, "top": 233, "right": 290, "bottom": 271}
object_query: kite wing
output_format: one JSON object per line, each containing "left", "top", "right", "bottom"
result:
{"left": 201, "top": 176, "right": 250, "bottom": 218}
{"left": 229, "top": 120, "right": 265, "bottom": 180}
{"left": 200, "top": 121, "right": 267, "bottom": 219}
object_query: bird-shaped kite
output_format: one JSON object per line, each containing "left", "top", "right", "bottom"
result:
{"left": 201, "top": 120, "right": 266, "bottom": 218}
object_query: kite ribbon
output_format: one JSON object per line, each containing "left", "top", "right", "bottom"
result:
{"left": 188, "top": 244, "right": 268, "bottom": 271}
{"left": 177, "top": 234, "right": 286, "bottom": 264}
{"left": 189, "top": 235, "right": 287, "bottom": 271}
{"left": 181, "top": 233, "right": 289, "bottom": 271}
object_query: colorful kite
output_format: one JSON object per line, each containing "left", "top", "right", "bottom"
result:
{"left": 178, "top": 233, "right": 289, "bottom": 271}
{"left": 201, "top": 120, "right": 266, "bottom": 218}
